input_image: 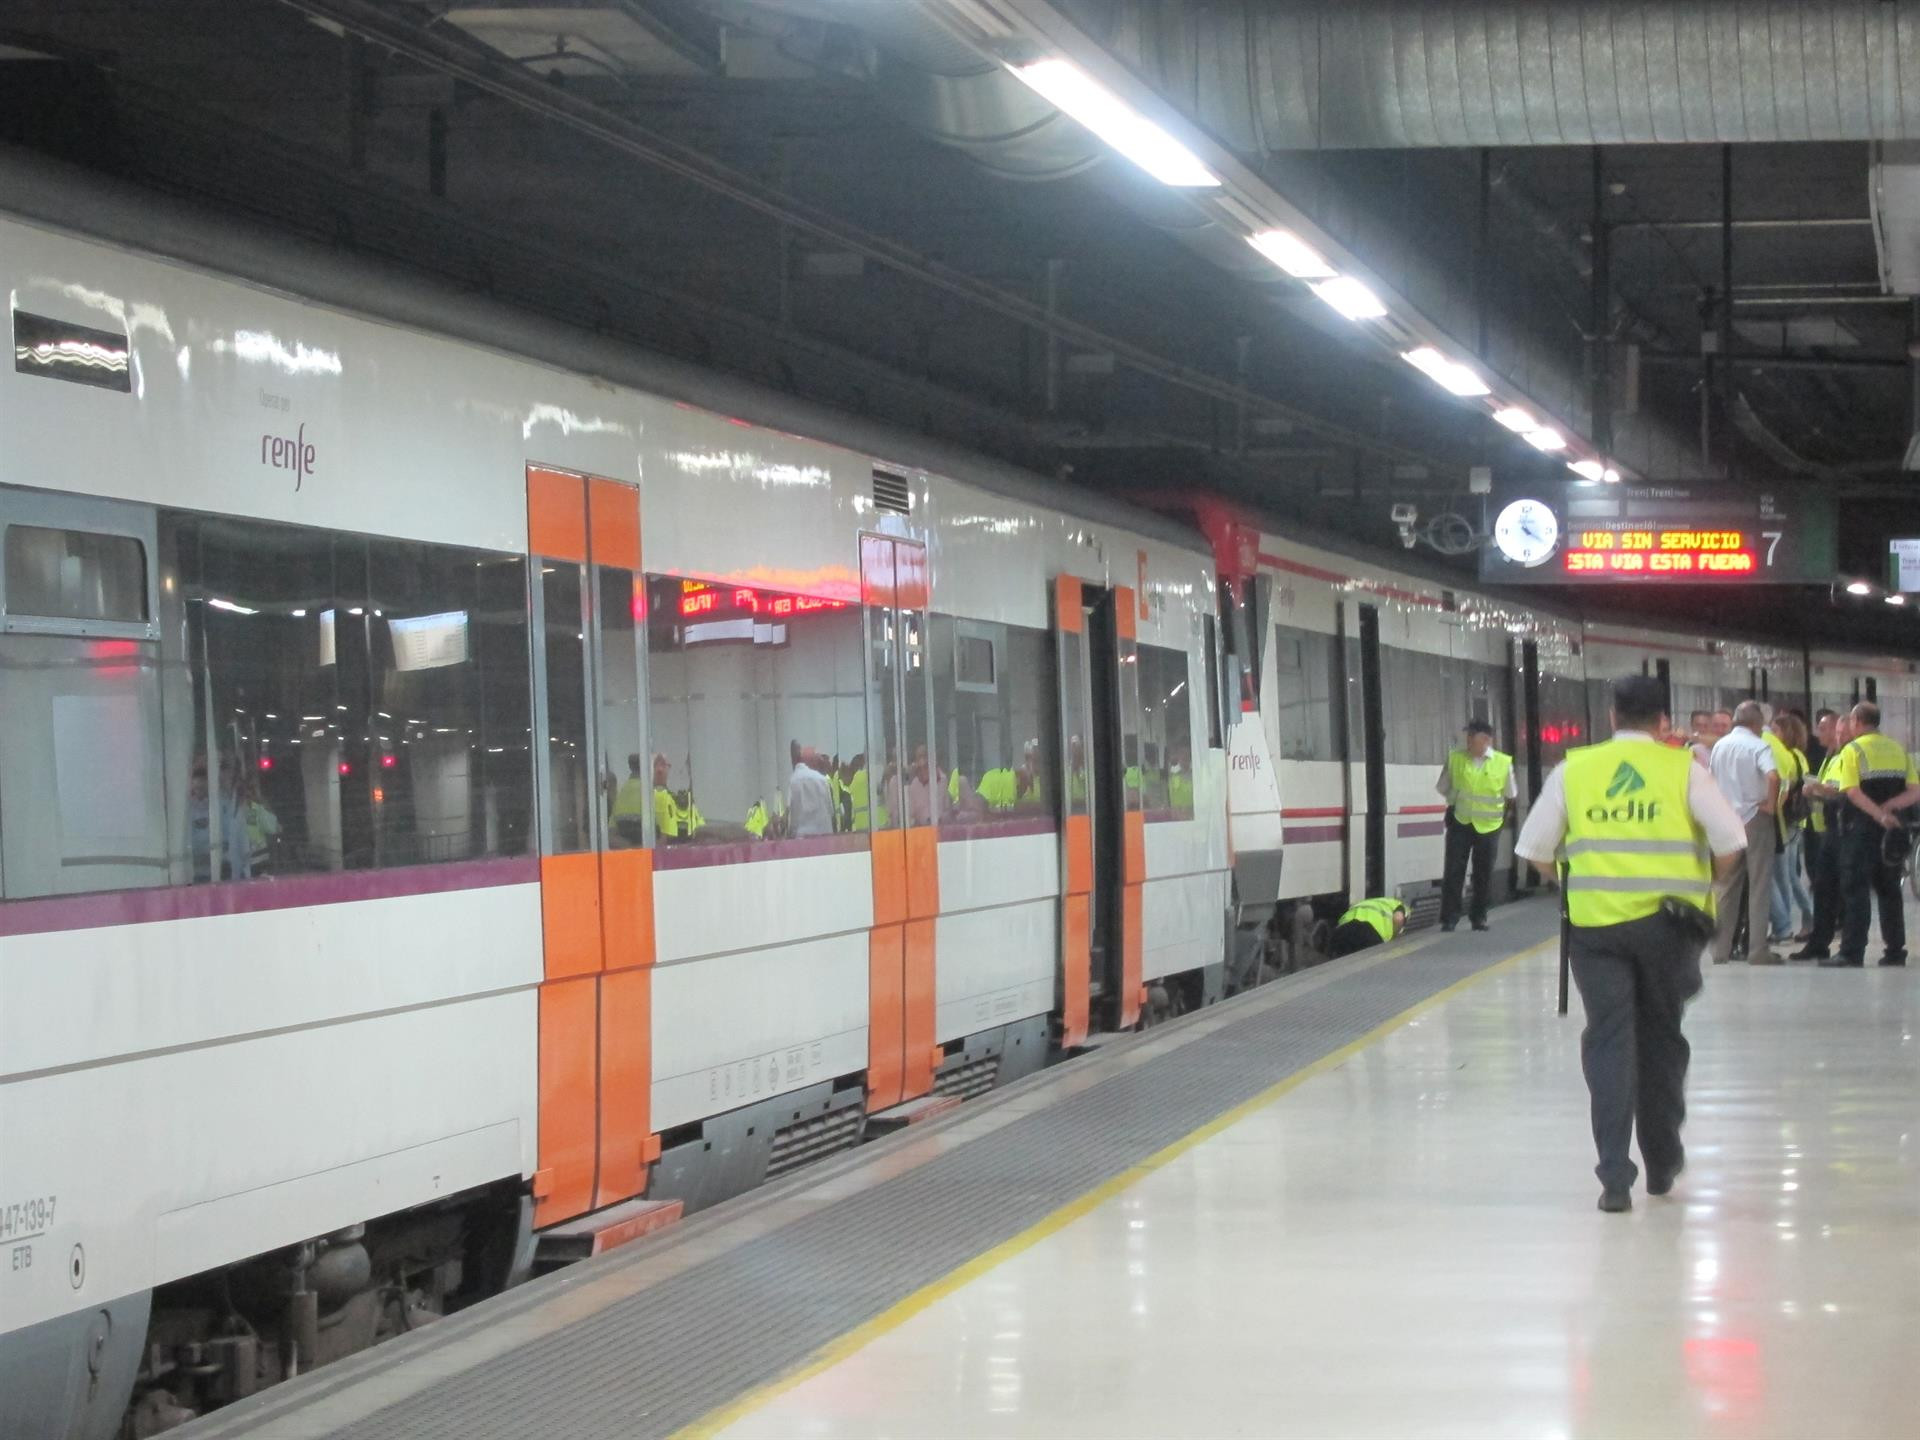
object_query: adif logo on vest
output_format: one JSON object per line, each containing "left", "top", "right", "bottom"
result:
{"left": 1588, "top": 761, "right": 1662, "bottom": 823}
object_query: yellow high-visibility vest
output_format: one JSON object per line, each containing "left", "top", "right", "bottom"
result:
{"left": 1446, "top": 749, "right": 1512, "bottom": 834}
{"left": 1336, "top": 897, "right": 1403, "bottom": 944}
{"left": 1561, "top": 738, "right": 1712, "bottom": 928}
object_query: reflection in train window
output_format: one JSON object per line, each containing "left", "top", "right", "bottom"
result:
{"left": 1272, "top": 625, "right": 1339, "bottom": 761}
{"left": 929, "top": 615, "right": 1056, "bottom": 833}
{"left": 5, "top": 524, "right": 148, "bottom": 623}
{"left": 170, "top": 514, "right": 533, "bottom": 881}
{"left": 1136, "top": 643, "right": 1194, "bottom": 820}
{"left": 645, "top": 575, "right": 869, "bottom": 854}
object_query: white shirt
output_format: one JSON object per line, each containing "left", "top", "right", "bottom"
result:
{"left": 1515, "top": 731, "right": 1748, "bottom": 864}
{"left": 1708, "top": 725, "right": 1778, "bottom": 824}
{"left": 1434, "top": 750, "right": 1520, "bottom": 801}
{"left": 787, "top": 762, "right": 835, "bottom": 838}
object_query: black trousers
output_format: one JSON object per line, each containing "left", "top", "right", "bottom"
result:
{"left": 1567, "top": 910, "right": 1703, "bottom": 1193}
{"left": 1804, "top": 824, "right": 1842, "bottom": 953}
{"left": 1839, "top": 824, "right": 1907, "bottom": 962}
{"left": 1329, "top": 920, "right": 1383, "bottom": 957}
{"left": 1440, "top": 814, "right": 1499, "bottom": 927}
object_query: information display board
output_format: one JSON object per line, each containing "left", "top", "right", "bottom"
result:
{"left": 1477, "top": 482, "right": 1835, "bottom": 586}
{"left": 1889, "top": 538, "right": 1920, "bottom": 592}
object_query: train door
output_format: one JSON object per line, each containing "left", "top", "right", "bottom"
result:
{"left": 0, "top": 490, "right": 166, "bottom": 901}
{"left": 1355, "top": 603, "right": 1387, "bottom": 899}
{"left": 525, "top": 466, "right": 653, "bottom": 1227}
{"left": 1052, "top": 576, "right": 1144, "bottom": 1043}
{"left": 860, "top": 534, "right": 938, "bottom": 1109}
{"left": 1501, "top": 637, "right": 1523, "bottom": 895}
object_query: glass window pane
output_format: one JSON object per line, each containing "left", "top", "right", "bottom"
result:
{"left": 601, "top": 569, "right": 648, "bottom": 849}
{"left": 1273, "top": 624, "right": 1337, "bottom": 762}
{"left": 368, "top": 538, "right": 533, "bottom": 867}
{"left": 931, "top": 615, "right": 1056, "bottom": 833}
{"left": 1117, "top": 635, "right": 1142, "bottom": 813}
{"left": 1059, "top": 627, "right": 1092, "bottom": 819}
{"left": 897, "top": 545, "right": 935, "bottom": 828}
{"left": 541, "top": 562, "right": 592, "bottom": 855}
{"left": 644, "top": 574, "right": 866, "bottom": 856}
{"left": 1138, "top": 643, "right": 1194, "bottom": 820}
{"left": 6, "top": 524, "right": 147, "bottom": 622}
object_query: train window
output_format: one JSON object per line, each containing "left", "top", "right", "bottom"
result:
{"left": 1137, "top": 643, "right": 1195, "bottom": 820}
{"left": 540, "top": 563, "right": 592, "bottom": 855}
{"left": 644, "top": 574, "right": 869, "bottom": 858}
{"left": 11, "top": 308, "right": 132, "bottom": 393}
{"left": 1378, "top": 647, "right": 1454, "bottom": 766}
{"left": 1202, "top": 614, "right": 1222, "bottom": 749}
{"left": 368, "top": 539, "right": 535, "bottom": 867}
{"left": 1271, "top": 624, "right": 1338, "bottom": 762}
{"left": 168, "top": 515, "right": 534, "bottom": 882}
{"left": 5, "top": 524, "right": 147, "bottom": 623}
{"left": 930, "top": 616, "right": 1057, "bottom": 835}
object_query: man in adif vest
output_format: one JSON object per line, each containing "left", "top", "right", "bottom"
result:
{"left": 1827, "top": 701, "right": 1920, "bottom": 968}
{"left": 1515, "top": 676, "right": 1747, "bottom": 1214}
{"left": 1329, "top": 897, "right": 1407, "bottom": 957}
{"left": 1436, "top": 719, "right": 1516, "bottom": 932}
{"left": 1792, "top": 712, "right": 1853, "bottom": 961}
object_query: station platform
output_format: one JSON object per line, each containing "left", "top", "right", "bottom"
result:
{"left": 176, "top": 898, "right": 1920, "bottom": 1440}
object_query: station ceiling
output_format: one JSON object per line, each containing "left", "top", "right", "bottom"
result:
{"left": 5, "top": 0, "right": 1920, "bottom": 655}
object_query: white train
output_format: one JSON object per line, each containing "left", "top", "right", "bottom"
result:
{"left": 2, "top": 155, "right": 1914, "bottom": 1439}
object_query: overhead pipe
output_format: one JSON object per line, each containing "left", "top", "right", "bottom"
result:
{"left": 1075, "top": 0, "right": 1920, "bottom": 150}
{"left": 709, "top": 0, "right": 1710, "bottom": 474}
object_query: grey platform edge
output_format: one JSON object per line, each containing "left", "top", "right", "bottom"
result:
{"left": 185, "top": 905, "right": 1556, "bottom": 1440}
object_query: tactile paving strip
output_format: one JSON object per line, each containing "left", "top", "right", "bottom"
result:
{"left": 241, "top": 921, "right": 1549, "bottom": 1440}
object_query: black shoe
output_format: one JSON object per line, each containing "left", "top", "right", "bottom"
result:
{"left": 1440, "top": 921, "right": 1458, "bottom": 933}
{"left": 1881, "top": 952, "right": 1907, "bottom": 967}
{"left": 1789, "top": 946, "right": 1827, "bottom": 961}
{"left": 1598, "top": 1189, "right": 1632, "bottom": 1214}
{"left": 1647, "top": 1163, "right": 1683, "bottom": 1197}
{"left": 1819, "top": 955, "right": 1865, "bottom": 968}
{"left": 1471, "top": 922, "right": 1490, "bottom": 932}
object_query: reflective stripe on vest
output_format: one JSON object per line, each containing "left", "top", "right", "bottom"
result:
{"left": 1447, "top": 749, "right": 1511, "bottom": 834}
{"left": 1561, "top": 739, "right": 1713, "bottom": 928}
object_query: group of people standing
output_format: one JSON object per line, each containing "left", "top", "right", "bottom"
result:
{"left": 1693, "top": 701, "right": 1920, "bottom": 969}
{"left": 1327, "top": 679, "right": 1919, "bottom": 1214}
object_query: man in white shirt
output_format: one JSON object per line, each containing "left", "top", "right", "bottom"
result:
{"left": 1707, "top": 700, "right": 1780, "bottom": 964}
{"left": 786, "top": 740, "right": 835, "bottom": 838}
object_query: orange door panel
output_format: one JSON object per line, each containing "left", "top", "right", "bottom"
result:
{"left": 868, "top": 926, "right": 905, "bottom": 1110}
{"left": 871, "top": 828, "right": 907, "bottom": 928}
{"left": 541, "top": 851, "right": 604, "bottom": 979}
{"left": 527, "top": 466, "right": 589, "bottom": 564}
{"left": 595, "top": 967, "right": 653, "bottom": 1209}
{"left": 1124, "top": 810, "right": 1147, "bottom": 888}
{"left": 601, "top": 847, "right": 655, "bottom": 972}
{"left": 1121, "top": 884, "right": 1144, "bottom": 1029}
{"left": 536, "top": 975, "right": 598, "bottom": 1227}
{"left": 1060, "top": 893, "right": 1091, "bottom": 1049}
{"left": 905, "top": 825, "right": 940, "bottom": 920}
{"left": 1064, "top": 813, "right": 1092, "bottom": 898}
{"left": 902, "top": 918, "right": 937, "bottom": 1100}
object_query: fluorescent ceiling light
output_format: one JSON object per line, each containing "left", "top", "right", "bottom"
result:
{"left": 1311, "top": 276, "right": 1387, "bottom": 321}
{"left": 1846, "top": 580, "right": 1875, "bottom": 596}
{"left": 1248, "top": 228, "right": 1335, "bottom": 279}
{"left": 1568, "top": 459, "right": 1607, "bottom": 481}
{"left": 1009, "top": 59, "right": 1220, "bottom": 188}
{"left": 1524, "top": 427, "right": 1567, "bottom": 452}
{"left": 1603, "top": 468, "right": 1621, "bottom": 483}
{"left": 1402, "top": 346, "right": 1490, "bottom": 397}
{"left": 1887, "top": 593, "right": 1908, "bottom": 606}
{"left": 207, "top": 597, "right": 258, "bottom": 615}
{"left": 1492, "top": 407, "right": 1536, "bottom": 433}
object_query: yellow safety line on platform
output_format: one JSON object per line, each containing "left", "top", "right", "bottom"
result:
{"left": 672, "top": 934, "right": 1555, "bottom": 1440}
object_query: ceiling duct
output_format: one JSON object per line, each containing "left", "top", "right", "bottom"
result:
{"left": 1078, "top": 0, "right": 1920, "bottom": 150}
{"left": 736, "top": 0, "right": 1709, "bottom": 476}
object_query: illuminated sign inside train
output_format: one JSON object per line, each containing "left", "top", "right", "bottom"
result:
{"left": 678, "top": 580, "right": 849, "bottom": 619}
{"left": 1478, "top": 483, "right": 1835, "bottom": 586}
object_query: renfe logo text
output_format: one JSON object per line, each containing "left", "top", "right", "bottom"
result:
{"left": 262, "top": 423, "right": 316, "bottom": 491}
